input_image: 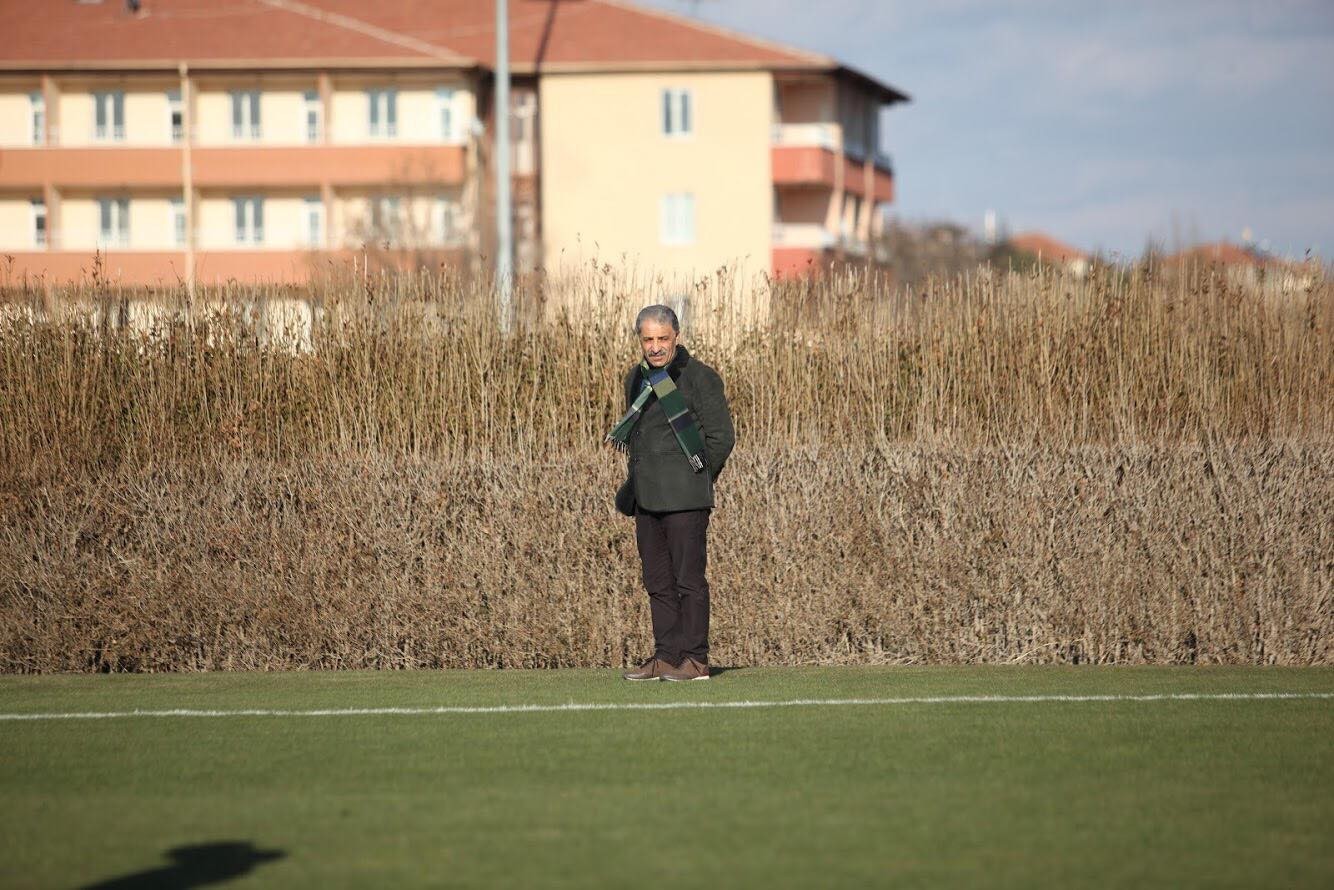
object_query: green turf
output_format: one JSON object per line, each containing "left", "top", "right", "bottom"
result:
{"left": 2, "top": 667, "right": 1331, "bottom": 889}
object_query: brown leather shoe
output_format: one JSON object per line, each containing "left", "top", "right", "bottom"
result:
{"left": 621, "top": 657, "right": 672, "bottom": 681}
{"left": 660, "top": 657, "right": 710, "bottom": 681}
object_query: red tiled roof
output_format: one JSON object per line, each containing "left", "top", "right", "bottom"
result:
{"left": 0, "top": 0, "right": 470, "bottom": 68}
{"left": 1008, "top": 231, "right": 1087, "bottom": 263}
{"left": 0, "top": 0, "right": 907, "bottom": 101}
{"left": 333, "top": 0, "right": 827, "bottom": 69}
{"left": 1163, "top": 242, "right": 1265, "bottom": 267}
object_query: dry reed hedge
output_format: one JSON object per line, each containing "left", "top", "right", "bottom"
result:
{"left": 1, "top": 443, "right": 1329, "bottom": 671}
{"left": 1, "top": 263, "right": 1331, "bottom": 671}
{"left": 1, "top": 263, "right": 1330, "bottom": 470}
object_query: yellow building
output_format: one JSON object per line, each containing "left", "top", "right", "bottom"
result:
{"left": 0, "top": 0, "right": 906, "bottom": 287}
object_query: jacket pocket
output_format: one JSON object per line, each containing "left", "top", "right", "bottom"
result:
{"left": 633, "top": 451, "right": 713, "bottom": 512}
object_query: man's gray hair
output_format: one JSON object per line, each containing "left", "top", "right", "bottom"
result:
{"left": 635, "top": 304, "right": 680, "bottom": 334}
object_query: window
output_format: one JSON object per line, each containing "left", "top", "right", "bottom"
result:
{"left": 32, "top": 198, "right": 47, "bottom": 247}
{"left": 367, "top": 88, "right": 397, "bottom": 138}
{"left": 93, "top": 91, "right": 125, "bottom": 142}
{"left": 659, "top": 193, "right": 695, "bottom": 246}
{"left": 98, "top": 197, "right": 130, "bottom": 247}
{"left": 167, "top": 90, "right": 183, "bottom": 143}
{"left": 30, "top": 92, "right": 44, "bottom": 145}
{"left": 839, "top": 87, "right": 872, "bottom": 158}
{"left": 303, "top": 196, "right": 324, "bottom": 247}
{"left": 233, "top": 196, "right": 263, "bottom": 245}
{"left": 432, "top": 197, "right": 458, "bottom": 246}
{"left": 661, "top": 88, "right": 692, "bottom": 137}
{"left": 303, "top": 90, "right": 321, "bottom": 143}
{"left": 436, "top": 88, "right": 455, "bottom": 142}
{"left": 370, "top": 195, "right": 401, "bottom": 240}
{"left": 170, "top": 197, "right": 186, "bottom": 247}
{"left": 230, "top": 90, "right": 261, "bottom": 140}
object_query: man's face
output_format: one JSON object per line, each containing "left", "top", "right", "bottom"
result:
{"left": 639, "top": 319, "right": 678, "bottom": 368}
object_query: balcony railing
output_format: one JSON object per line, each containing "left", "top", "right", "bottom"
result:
{"left": 773, "top": 222, "right": 835, "bottom": 250}
{"left": 771, "top": 122, "right": 840, "bottom": 150}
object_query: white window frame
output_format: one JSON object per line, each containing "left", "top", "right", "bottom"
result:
{"left": 367, "top": 88, "right": 397, "bottom": 139}
{"left": 170, "top": 196, "right": 186, "bottom": 247}
{"left": 659, "top": 192, "right": 696, "bottom": 246}
{"left": 233, "top": 195, "right": 264, "bottom": 245}
{"left": 303, "top": 90, "right": 322, "bottom": 144}
{"left": 167, "top": 90, "right": 183, "bottom": 143}
{"left": 303, "top": 196, "right": 325, "bottom": 248}
{"left": 435, "top": 87, "right": 456, "bottom": 143}
{"left": 662, "top": 88, "right": 692, "bottom": 138}
{"left": 30, "top": 91, "right": 45, "bottom": 146}
{"left": 230, "top": 90, "right": 261, "bottom": 141}
{"left": 93, "top": 91, "right": 125, "bottom": 142}
{"left": 31, "top": 198, "right": 47, "bottom": 248}
{"left": 98, "top": 197, "right": 130, "bottom": 248}
{"left": 432, "top": 197, "right": 459, "bottom": 246}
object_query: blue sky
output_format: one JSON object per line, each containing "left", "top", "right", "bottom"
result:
{"left": 642, "top": 0, "right": 1334, "bottom": 259}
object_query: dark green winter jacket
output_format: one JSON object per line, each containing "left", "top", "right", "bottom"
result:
{"left": 621, "top": 345, "right": 735, "bottom": 513}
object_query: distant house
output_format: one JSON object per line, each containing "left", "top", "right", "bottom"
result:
{"left": 1163, "top": 242, "right": 1320, "bottom": 295}
{"left": 1007, "top": 231, "right": 1089, "bottom": 277}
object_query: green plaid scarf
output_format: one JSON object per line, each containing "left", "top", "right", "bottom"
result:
{"left": 605, "top": 355, "right": 706, "bottom": 473}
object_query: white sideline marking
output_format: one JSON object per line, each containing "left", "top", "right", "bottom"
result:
{"left": 0, "top": 692, "right": 1330, "bottom": 722}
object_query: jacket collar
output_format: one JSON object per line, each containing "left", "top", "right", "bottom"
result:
{"left": 643, "top": 344, "right": 690, "bottom": 381}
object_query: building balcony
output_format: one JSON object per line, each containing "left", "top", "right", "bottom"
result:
{"left": 193, "top": 145, "right": 466, "bottom": 188}
{"left": 771, "top": 122, "right": 840, "bottom": 151}
{"left": 0, "top": 144, "right": 468, "bottom": 189}
{"left": 771, "top": 141, "right": 893, "bottom": 203}
{"left": 772, "top": 222, "right": 836, "bottom": 250}
{"left": 0, "top": 245, "right": 470, "bottom": 287}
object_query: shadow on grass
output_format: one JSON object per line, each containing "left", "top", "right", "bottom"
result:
{"left": 81, "top": 841, "right": 285, "bottom": 889}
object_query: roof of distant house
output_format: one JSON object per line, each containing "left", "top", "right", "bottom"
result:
{"left": 1008, "top": 232, "right": 1088, "bottom": 263}
{"left": 0, "top": 0, "right": 908, "bottom": 101}
{"left": 1163, "top": 242, "right": 1269, "bottom": 267}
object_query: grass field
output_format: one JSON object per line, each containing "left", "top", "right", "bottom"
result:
{"left": 2, "top": 666, "right": 1331, "bottom": 888}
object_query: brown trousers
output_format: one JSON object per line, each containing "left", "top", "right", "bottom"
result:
{"left": 634, "top": 507, "right": 711, "bottom": 666}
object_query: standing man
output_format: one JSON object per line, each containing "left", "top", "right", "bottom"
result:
{"left": 606, "top": 305, "right": 735, "bottom": 681}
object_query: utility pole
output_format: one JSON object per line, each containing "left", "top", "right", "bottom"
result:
{"left": 494, "top": 0, "right": 513, "bottom": 331}
{"left": 180, "top": 62, "right": 195, "bottom": 301}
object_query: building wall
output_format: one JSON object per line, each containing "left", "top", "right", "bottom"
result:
{"left": 196, "top": 194, "right": 309, "bottom": 250}
{"left": 777, "top": 79, "right": 832, "bottom": 124}
{"left": 5, "top": 75, "right": 475, "bottom": 149}
{"left": 0, "top": 197, "right": 38, "bottom": 249}
{"left": 56, "top": 91, "right": 94, "bottom": 145}
{"left": 0, "top": 88, "right": 40, "bottom": 147}
{"left": 58, "top": 193, "right": 175, "bottom": 250}
{"left": 60, "top": 196, "right": 101, "bottom": 249}
{"left": 776, "top": 188, "right": 829, "bottom": 224}
{"left": 56, "top": 79, "right": 177, "bottom": 146}
{"left": 337, "top": 189, "right": 465, "bottom": 248}
{"left": 539, "top": 70, "right": 774, "bottom": 284}
{"left": 329, "top": 75, "right": 474, "bottom": 145}
{"left": 195, "top": 80, "right": 311, "bottom": 146}
{"left": 129, "top": 195, "right": 176, "bottom": 248}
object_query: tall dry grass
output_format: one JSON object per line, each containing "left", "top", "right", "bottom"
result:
{"left": 1, "top": 261, "right": 1330, "bottom": 470}
{"left": 1, "top": 261, "right": 1330, "bottom": 670}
